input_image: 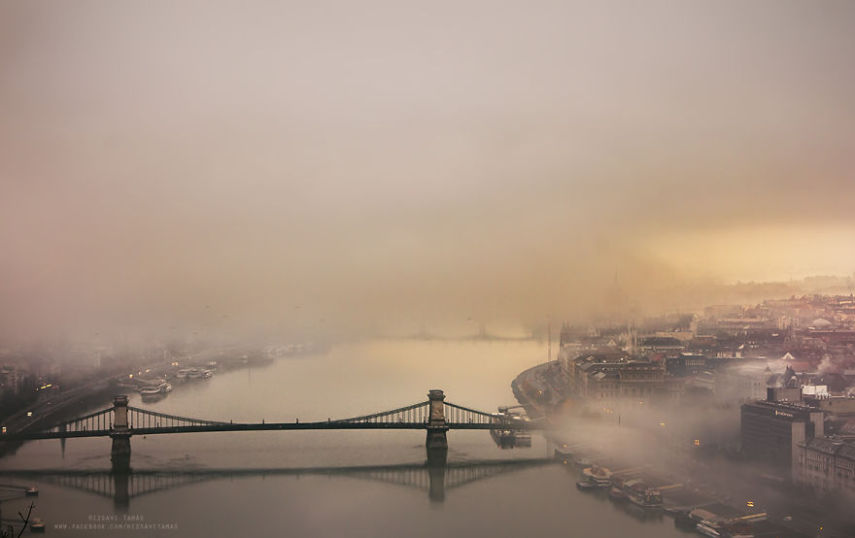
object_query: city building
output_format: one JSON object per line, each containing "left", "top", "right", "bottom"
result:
{"left": 570, "top": 353, "right": 665, "bottom": 402}
{"left": 765, "top": 366, "right": 803, "bottom": 403}
{"left": 793, "top": 437, "right": 855, "bottom": 498}
{"left": 741, "top": 399, "right": 824, "bottom": 471}
{"left": 0, "top": 366, "right": 22, "bottom": 398}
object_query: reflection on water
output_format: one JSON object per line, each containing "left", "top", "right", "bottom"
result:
{"left": 2, "top": 457, "right": 557, "bottom": 510}
{"left": 0, "top": 340, "right": 687, "bottom": 537}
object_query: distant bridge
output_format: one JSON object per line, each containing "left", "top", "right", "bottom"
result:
{"left": 1, "top": 390, "right": 546, "bottom": 471}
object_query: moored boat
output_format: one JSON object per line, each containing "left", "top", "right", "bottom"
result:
{"left": 696, "top": 521, "right": 721, "bottom": 537}
{"left": 608, "top": 486, "right": 627, "bottom": 501}
{"left": 622, "top": 479, "right": 663, "bottom": 509}
{"left": 179, "top": 368, "right": 214, "bottom": 380}
{"left": 140, "top": 385, "right": 166, "bottom": 402}
{"left": 30, "top": 518, "right": 46, "bottom": 533}
{"left": 581, "top": 465, "right": 612, "bottom": 487}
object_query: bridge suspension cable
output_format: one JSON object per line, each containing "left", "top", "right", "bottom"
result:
{"left": 331, "top": 401, "right": 431, "bottom": 425}
{"left": 443, "top": 402, "right": 503, "bottom": 426}
{"left": 52, "top": 407, "right": 114, "bottom": 435}
{"left": 125, "top": 406, "right": 228, "bottom": 430}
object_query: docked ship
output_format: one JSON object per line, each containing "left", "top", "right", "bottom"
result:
{"left": 620, "top": 479, "right": 663, "bottom": 509}
{"left": 581, "top": 465, "right": 613, "bottom": 487}
{"left": 140, "top": 386, "right": 164, "bottom": 402}
{"left": 688, "top": 507, "right": 767, "bottom": 538}
{"left": 139, "top": 382, "right": 173, "bottom": 402}
{"left": 489, "top": 406, "right": 532, "bottom": 449}
{"left": 176, "top": 368, "right": 214, "bottom": 380}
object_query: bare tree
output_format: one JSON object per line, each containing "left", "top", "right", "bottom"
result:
{"left": 0, "top": 502, "right": 34, "bottom": 538}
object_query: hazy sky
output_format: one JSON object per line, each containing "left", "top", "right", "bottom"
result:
{"left": 2, "top": 1, "right": 854, "bottom": 340}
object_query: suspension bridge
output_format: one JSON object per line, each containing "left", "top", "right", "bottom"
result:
{"left": 0, "top": 390, "right": 545, "bottom": 471}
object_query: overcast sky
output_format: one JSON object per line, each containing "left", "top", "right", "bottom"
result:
{"left": 2, "top": 1, "right": 854, "bottom": 341}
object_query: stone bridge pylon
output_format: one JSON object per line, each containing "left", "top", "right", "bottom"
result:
{"left": 110, "top": 395, "right": 131, "bottom": 472}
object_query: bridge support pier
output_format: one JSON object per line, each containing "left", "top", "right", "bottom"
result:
{"left": 110, "top": 433, "right": 131, "bottom": 473}
{"left": 425, "top": 388, "right": 449, "bottom": 502}
{"left": 425, "top": 389, "right": 449, "bottom": 450}
{"left": 425, "top": 428, "right": 448, "bottom": 450}
{"left": 110, "top": 395, "right": 131, "bottom": 473}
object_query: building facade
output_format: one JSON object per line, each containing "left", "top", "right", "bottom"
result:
{"left": 794, "top": 437, "right": 855, "bottom": 499}
{"left": 740, "top": 399, "right": 824, "bottom": 471}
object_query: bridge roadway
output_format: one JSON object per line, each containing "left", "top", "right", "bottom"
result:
{"left": 0, "top": 389, "right": 546, "bottom": 460}
{"left": 7, "top": 419, "right": 538, "bottom": 441}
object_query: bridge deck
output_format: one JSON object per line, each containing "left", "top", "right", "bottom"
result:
{"left": 2, "top": 420, "right": 544, "bottom": 441}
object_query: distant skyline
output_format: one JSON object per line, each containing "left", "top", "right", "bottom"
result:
{"left": 2, "top": 1, "right": 854, "bottom": 340}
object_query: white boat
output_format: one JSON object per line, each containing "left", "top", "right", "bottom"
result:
{"left": 140, "top": 385, "right": 166, "bottom": 401}
{"left": 30, "top": 517, "right": 46, "bottom": 533}
{"left": 696, "top": 522, "right": 721, "bottom": 538}
{"left": 178, "top": 368, "right": 214, "bottom": 380}
{"left": 581, "top": 465, "right": 612, "bottom": 487}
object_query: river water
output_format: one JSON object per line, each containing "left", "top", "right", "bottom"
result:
{"left": 0, "top": 339, "right": 687, "bottom": 537}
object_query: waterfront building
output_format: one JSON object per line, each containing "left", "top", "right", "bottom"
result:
{"left": 793, "top": 437, "right": 855, "bottom": 499}
{"left": 570, "top": 353, "right": 665, "bottom": 402}
{"left": 740, "top": 399, "right": 824, "bottom": 471}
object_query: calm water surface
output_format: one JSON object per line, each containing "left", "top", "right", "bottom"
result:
{"left": 1, "top": 340, "right": 687, "bottom": 537}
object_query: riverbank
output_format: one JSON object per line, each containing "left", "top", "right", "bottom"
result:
{"left": 0, "top": 379, "right": 117, "bottom": 457}
{"left": 0, "top": 347, "right": 296, "bottom": 453}
{"left": 511, "top": 360, "right": 854, "bottom": 537}
{"left": 510, "top": 359, "right": 573, "bottom": 419}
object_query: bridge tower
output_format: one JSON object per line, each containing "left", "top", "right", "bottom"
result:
{"left": 425, "top": 389, "right": 448, "bottom": 455}
{"left": 110, "top": 395, "right": 131, "bottom": 473}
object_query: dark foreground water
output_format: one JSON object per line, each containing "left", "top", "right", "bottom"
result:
{"left": 0, "top": 340, "right": 687, "bottom": 537}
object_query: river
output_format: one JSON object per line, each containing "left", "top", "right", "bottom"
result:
{"left": 0, "top": 339, "right": 688, "bottom": 537}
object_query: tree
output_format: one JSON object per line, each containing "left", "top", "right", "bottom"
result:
{"left": 0, "top": 502, "right": 34, "bottom": 538}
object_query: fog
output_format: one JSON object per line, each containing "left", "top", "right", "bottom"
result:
{"left": 2, "top": 1, "right": 855, "bottom": 343}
